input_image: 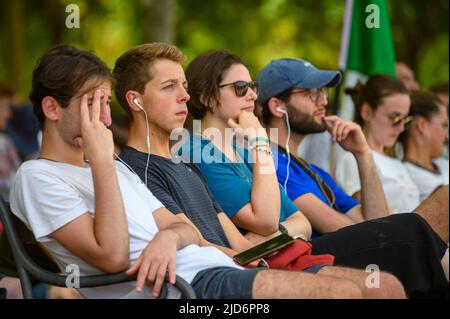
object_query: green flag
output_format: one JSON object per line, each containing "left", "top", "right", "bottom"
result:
{"left": 337, "top": 0, "right": 397, "bottom": 119}
{"left": 340, "top": 0, "right": 396, "bottom": 76}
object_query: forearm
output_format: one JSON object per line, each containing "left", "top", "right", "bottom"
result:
{"left": 201, "top": 238, "right": 239, "bottom": 258}
{"left": 293, "top": 195, "right": 355, "bottom": 234}
{"left": 281, "top": 213, "right": 312, "bottom": 240}
{"left": 192, "top": 226, "right": 239, "bottom": 257}
{"left": 91, "top": 161, "right": 129, "bottom": 258}
{"left": 165, "top": 222, "right": 200, "bottom": 250}
{"left": 226, "top": 234, "right": 255, "bottom": 253}
{"left": 243, "top": 212, "right": 313, "bottom": 244}
{"left": 250, "top": 147, "right": 281, "bottom": 230}
{"left": 355, "top": 151, "right": 390, "bottom": 220}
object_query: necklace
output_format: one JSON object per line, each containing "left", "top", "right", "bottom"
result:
{"left": 38, "top": 157, "right": 58, "bottom": 163}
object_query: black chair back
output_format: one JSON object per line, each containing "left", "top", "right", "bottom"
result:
{"left": 0, "top": 197, "right": 196, "bottom": 299}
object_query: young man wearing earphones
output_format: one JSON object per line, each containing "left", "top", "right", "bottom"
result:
{"left": 257, "top": 58, "right": 390, "bottom": 238}
{"left": 258, "top": 58, "right": 449, "bottom": 242}
{"left": 257, "top": 59, "right": 450, "bottom": 286}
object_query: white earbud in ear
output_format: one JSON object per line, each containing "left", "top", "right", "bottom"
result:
{"left": 133, "top": 98, "right": 144, "bottom": 111}
{"left": 276, "top": 107, "right": 287, "bottom": 114}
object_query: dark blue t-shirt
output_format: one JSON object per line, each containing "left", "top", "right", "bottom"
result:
{"left": 272, "top": 146, "right": 359, "bottom": 239}
{"left": 275, "top": 145, "right": 359, "bottom": 237}
{"left": 119, "top": 146, "right": 231, "bottom": 248}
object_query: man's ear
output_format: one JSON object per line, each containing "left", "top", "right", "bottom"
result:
{"left": 415, "top": 116, "right": 428, "bottom": 135}
{"left": 360, "top": 102, "right": 373, "bottom": 123}
{"left": 125, "top": 90, "right": 143, "bottom": 112}
{"left": 41, "top": 96, "right": 60, "bottom": 121}
{"left": 267, "top": 97, "right": 285, "bottom": 119}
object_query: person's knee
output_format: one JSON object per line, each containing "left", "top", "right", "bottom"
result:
{"left": 396, "top": 213, "right": 430, "bottom": 233}
{"left": 397, "top": 212, "right": 423, "bottom": 224}
{"left": 379, "top": 272, "right": 406, "bottom": 299}
{"left": 330, "top": 280, "right": 363, "bottom": 299}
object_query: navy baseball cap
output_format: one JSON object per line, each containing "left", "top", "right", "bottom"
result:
{"left": 256, "top": 58, "right": 342, "bottom": 104}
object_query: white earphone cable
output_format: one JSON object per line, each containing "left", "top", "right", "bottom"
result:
{"left": 283, "top": 110, "right": 291, "bottom": 195}
{"left": 117, "top": 99, "right": 151, "bottom": 187}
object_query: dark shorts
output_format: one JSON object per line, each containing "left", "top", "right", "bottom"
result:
{"left": 191, "top": 264, "right": 327, "bottom": 299}
{"left": 311, "top": 213, "right": 448, "bottom": 298}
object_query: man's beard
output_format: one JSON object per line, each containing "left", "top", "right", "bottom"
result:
{"left": 287, "top": 103, "right": 326, "bottom": 135}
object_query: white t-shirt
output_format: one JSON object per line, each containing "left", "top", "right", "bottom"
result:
{"left": 297, "top": 132, "right": 333, "bottom": 173}
{"left": 9, "top": 159, "right": 241, "bottom": 299}
{"left": 335, "top": 150, "right": 421, "bottom": 214}
{"left": 404, "top": 159, "right": 449, "bottom": 201}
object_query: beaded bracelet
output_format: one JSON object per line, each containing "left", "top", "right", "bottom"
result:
{"left": 249, "top": 136, "right": 270, "bottom": 148}
{"left": 251, "top": 141, "right": 271, "bottom": 148}
{"left": 250, "top": 144, "right": 273, "bottom": 156}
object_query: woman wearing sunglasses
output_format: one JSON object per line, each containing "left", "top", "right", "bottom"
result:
{"left": 399, "top": 91, "right": 449, "bottom": 201}
{"left": 334, "top": 74, "right": 420, "bottom": 214}
{"left": 183, "top": 50, "right": 313, "bottom": 242}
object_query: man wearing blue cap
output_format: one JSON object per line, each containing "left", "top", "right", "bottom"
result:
{"left": 257, "top": 58, "right": 449, "bottom": 244}
{"left": 257, "top": 58, "right": 390, "bottom": 237}
{"left": 256, "top": 58, "right": 450, "bottom": 295}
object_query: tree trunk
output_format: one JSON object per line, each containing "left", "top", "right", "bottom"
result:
{"left": 3, "top": 0, "right": 25, "bottom": 94}
{"left": 142, "top": 0, "right": 176, "bottom": 43}
{"left": 41, "top": 0, "right": 66, "bottom": 45}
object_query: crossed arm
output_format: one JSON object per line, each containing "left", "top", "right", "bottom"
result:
{"left": 127, "top": 208, "right": 200, "bottom": 297}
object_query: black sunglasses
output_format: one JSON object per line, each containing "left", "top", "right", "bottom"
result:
{"left": 218, "top": 80, "right": 258, "bottom": 97}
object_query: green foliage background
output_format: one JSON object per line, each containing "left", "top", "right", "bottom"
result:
{"left": 1, "top": 0, "right": 448, "bottom": 119}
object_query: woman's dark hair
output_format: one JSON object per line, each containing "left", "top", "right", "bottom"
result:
{"left": 345, "top": 74, "right": 408, "bottom": 126}
{"left": 29, "top": 44, "right": 113, "bottom": 128}
{"left": 399, "top": 90, "right": 443, "bottom": 145}
{"left": 185, "top": 50, "right": 247, "bottom": 120}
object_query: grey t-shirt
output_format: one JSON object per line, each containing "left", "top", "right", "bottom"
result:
{"left": 119, "top": 147, "right": 230, "bottom": 248}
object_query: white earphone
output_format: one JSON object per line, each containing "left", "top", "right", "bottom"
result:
{"left": 276, "top": 106, "right": 287, "bottom": 114}
{"left": 133, "top": 98, "right": 144, "bottom": 111}
{"left": 275, "top": 106, "right": 291, "bottom": 194}
{"left": 117, "top": 97, "right": 150, "bottom": 187}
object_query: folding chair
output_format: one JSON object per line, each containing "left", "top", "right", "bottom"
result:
{"left": 0, "top": 197, "right": 196, "bottom": 299}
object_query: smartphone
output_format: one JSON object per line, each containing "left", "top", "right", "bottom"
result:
{"left": 233, "top": 233, "right": 295, "bottom": 266}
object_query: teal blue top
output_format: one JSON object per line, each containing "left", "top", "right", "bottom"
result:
{"left": 177, "top": 134, "right": 298, "bottom": 222}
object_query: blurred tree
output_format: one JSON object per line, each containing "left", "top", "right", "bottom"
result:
{"left": 3, "top": 0, "right": 25, "bottom": 94}
{"left": 41, "top": 0, "right": 66, "bottom": 45}
{"left": 390, "top": 0, "right": 449, "bottom": 87}
{"left": 142, "top": 0, "right": 176, "bottom": 43}
{"left": 0, "top": 0, "right": 447, "bottom": 103}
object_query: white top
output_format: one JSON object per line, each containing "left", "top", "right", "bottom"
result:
{"left": 9, "top": 159, "right": 241, "bottom": 299}
{"left": 404, "top": 158, "right": 449, "bottom": 201}
{"left": 297, "top": 132, "right": 333, "bottom": 172}
{"left": 335, "top": 150, "right": 421, "bottom": 214}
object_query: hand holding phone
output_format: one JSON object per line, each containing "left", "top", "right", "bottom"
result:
{"left": 233, "top": 233, "right": 295, "bottom": 266}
